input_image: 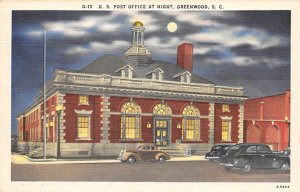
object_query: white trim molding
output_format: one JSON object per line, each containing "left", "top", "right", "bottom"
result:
{"left": 74, "top": 109, "right": 93, "bottom": 115}
{"left": 208, "top": 102, "right": 215, "bottom": 146}
{"left": 101, "top": 95, "right": 111, "bottom": 143}
{"left": 238, "top": 104, "right": 244, "bottom": 143}
{"left": 57, "top": 92, "right": 66, "bottom": 142}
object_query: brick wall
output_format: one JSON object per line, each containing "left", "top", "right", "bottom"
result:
{"left": 244, "top": 91, "right": 290, "bottom": 120}
{"left": 109, "top": 96, "right": 210, "bottom": 144}
{"left": 214, "top": 104, "right": 240, "bottom": 143}
{"left": 244, "top": 91, "right": 290, "bottom": 150}
{"left": 63, "top": 94, "right": 101, "bottom": 143}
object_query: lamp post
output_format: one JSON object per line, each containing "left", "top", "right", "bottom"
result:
{"left": 56, "top": 104, "right": 63, "bottom": 159}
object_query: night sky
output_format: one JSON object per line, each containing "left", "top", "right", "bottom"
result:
{"left": 12, "top": 11, "right": 290, "bottom": 134}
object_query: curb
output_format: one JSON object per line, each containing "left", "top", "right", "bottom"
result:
{"left": 12, "top": 154, "right": 207, "bottom": 165}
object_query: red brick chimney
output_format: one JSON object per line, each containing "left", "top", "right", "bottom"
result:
{"left": 177, "top": 43, "right": 193, "bottom": 72}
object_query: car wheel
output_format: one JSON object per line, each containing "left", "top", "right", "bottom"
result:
{"left": 224, "top": 166, "right": 233, "bottom": 171}
{"left": 127, "top": 156, "right": 135, "bottom": 163}
{"left": 240, "top": 161, "right": 252, "bottom": 173}
{"left": 280, "top": 162, "right": 290, "bottom": 172}
{"left": 158, "top": 156, "right": 166, "bottom": 163}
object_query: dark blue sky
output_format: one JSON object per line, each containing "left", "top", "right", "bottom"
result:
{"left": 12, "top": 11, "right": 290, "bottom": 134}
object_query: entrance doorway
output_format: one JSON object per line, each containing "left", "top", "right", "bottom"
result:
{"left": 154, "top": 119, "right": 169, "bottom": 147}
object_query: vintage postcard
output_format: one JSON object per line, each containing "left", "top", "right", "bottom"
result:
{"left": 0, "top": 0, "right": 300, "bottom": 192}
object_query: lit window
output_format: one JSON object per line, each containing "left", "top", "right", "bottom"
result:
{"left": 77, "top": 116, "right": 90, "bottom": 139}
{"left": 79, "top": 95, "right": 89, "bottom": 105}
{"left": 153, "top": 103, "right": 172, "bottom": 116}
{"left": 222, "top": 104, "right": 230, "bottom": 112}
{"left": 182, "top": 105, "right": 200, "bottom": 140}
{"left": 221, "top": 121, "right": 231, "bottom": 141}
{"left": 121, "top": 102, "right": 141, "bottom": 139}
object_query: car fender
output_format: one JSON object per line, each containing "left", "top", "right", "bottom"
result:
{"left": 155, "top": 153, "right": 170, "bottom": 160}
{"left": 124, "top": 153, "right": 142, "bottom": 161}
{"left": 234, "top": 157, "right": 252, "bottom": 168}
{"left": 272, "top": 157, "right": 290, "bottom": 169}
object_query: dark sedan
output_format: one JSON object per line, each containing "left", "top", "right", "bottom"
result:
{"left": 220, "top": 143, "right": 290, "bottom": 173}
{"left": 205, "top": 144, "right": 232, "bottom": 162}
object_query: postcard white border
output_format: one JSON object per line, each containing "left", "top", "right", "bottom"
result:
{"left": 1, "top": 0, "right": 299, "bottom": 192}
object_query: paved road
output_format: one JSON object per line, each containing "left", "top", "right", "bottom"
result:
{"left": 12, "top": 161, "right": 290, "bottom": 182}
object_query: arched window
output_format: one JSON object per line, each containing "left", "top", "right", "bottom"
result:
{"left": 121, "top": 102, "right": 141, "bottom": 139}
{"left": 153, "top": 103, "right": 172, "bottom": 116}
{"left": 182, "top": 105, "right": 200, "bottom": 140}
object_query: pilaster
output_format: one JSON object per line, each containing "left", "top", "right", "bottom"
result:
{"left": 101, "top": 95, "right": 111, "bottom": 143}
{"left": 238, "top": 104, "right": 244, "bottom": 143}
{"left": 208, "top": 102, "right": 215, "bottom": 146}
{"left": 57, "top": 92, "right": 66, "bottom": 142}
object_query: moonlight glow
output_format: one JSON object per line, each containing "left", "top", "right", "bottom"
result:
{"left": 167, "top": 22, "right": 177, "bottom": 32}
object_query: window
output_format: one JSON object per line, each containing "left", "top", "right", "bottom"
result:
{"left": 77, "top": 116, "right": 90, "bottom": 139}
{"left": 145, "top": 68, "right": 164, "bottom": 81}
{"left": 181, "top": 72, "right": 191, "bottom": 83}
{"left": 121, "top": 102, "right": 141, "bottom": 139}
{"left": 182, "top": 105, "right": 200, "bottom": 140}
{"left": 221, "top": 121, "right": 231, "bottom": 141}
{"left": 116, "top": 65, "right": 133, "bottom": 78}
{"left": 246, "top": 146, "right": 257, "bottom": 153}
{"left": 79, "top": 95, "right": 89, "bottom": 105}
{"left": 222, "top": 104, "right": 230, "bottom": 112}
{"left": 124, "top": 69, "right": 129, "bottom": 77}
{"left": 257, "top": 145, "right": 271, "bottom": 153}
{"left": 153, "top": 103, "right": 172, "bottom": 116}
{"left": 74, "top": 110, "right": 92, "bottom": 140}
{"left": 154, "top": 70, "right": 160, "bottom": 80}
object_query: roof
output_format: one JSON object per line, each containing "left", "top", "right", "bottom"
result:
{"left": 79, "top": 54, "right": 214, "bottom": 84}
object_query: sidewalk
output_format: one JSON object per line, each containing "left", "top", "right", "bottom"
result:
{"left": 11, "top": 154, "right": 206, "bottom": 165}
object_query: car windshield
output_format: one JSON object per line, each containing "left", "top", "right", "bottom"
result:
{"left": 137, "top": 146, "right": 144, "bottom": 150}
{"left": 212, "top": 146, "right": 221, "bottom": 150}
{"left": 223, "top": 146, "right": 231, "bottom": 151}
{"left": 229, "top": 145, "right": 241, "bottom": 151}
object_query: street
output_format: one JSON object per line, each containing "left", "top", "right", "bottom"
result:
{"left": 12, "top": 161, "right": 290, "bottom": 182}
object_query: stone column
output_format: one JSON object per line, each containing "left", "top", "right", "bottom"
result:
{"left": 238, "top": 104, "right": 244, "bottom": 143}
{"left": 208, "top": 102, "right": 215, "bottom": 146}
{"left": 101, "top": 95, "right": 111, "bottom": 143}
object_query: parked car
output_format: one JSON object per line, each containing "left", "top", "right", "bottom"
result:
{"left": 205, "top": 144, "right": 232, "bottom": 162}
{"left": 220, "top": 143, "right": 290, "bottom": 173}
{"left": 117, "top": 144, "right": 171, "bottom": 163}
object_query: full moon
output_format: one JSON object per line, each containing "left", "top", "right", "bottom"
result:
{"left": 167, "top": 22, "right": 177, "bottom": 32}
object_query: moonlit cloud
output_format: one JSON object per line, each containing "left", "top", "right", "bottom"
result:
{"left": 65, "top": 40, "right": 129, "bottom": 55}
{"left": 27, "top": 30, "right": 43, "bottom": 37}
{"left": 24, "top": 11, "right": 289, "bottom": 68}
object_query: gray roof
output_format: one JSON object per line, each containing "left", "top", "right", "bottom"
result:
{"left": 79, "top": 54, "right": 214, "bottom": 85}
